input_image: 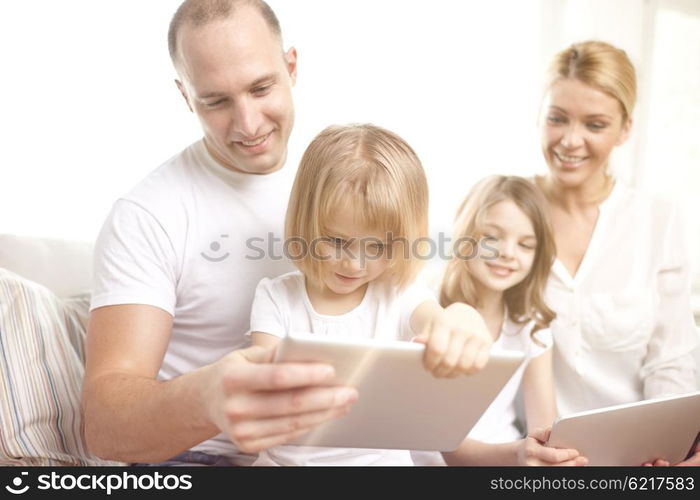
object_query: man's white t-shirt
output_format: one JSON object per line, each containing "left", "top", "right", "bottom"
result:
{"left": 248, "top": 270, "right": 436, "bottom": 466}
{"left": 91, "top": 139, "right": 295, "bottom": 460}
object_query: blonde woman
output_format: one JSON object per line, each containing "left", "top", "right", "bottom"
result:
{"left": 439, "top": 176, "right": 586, "bottom": 466}
{"left": 536, "top": 41, "right": 699, "bottom": 465}
{"left": 248, "top": 124, "right": 493, "bottom": 466}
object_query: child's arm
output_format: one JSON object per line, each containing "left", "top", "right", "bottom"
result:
{"left": 251, "top": 332, "right": 281, "bottom": 349}
{"left": 442, "top": 430, "right": 586, "bottom": 466}
{"left": 522, "top": 349, "right": 558, "bottom": 432}
{"left": 442, "top": 438, "right": 521, "bottom": 465}
{"left": 440, "top": 330, "right": 587, "bottom": 466}
{"left": 410, "top": 301, "right": 492, "bottom": 377}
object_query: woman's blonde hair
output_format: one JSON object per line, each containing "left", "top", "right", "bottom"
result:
{"left": 286, "top": 124, "right": 429, "bottom": 289}
{"left": 546, "top": 40, "right": 637, "bottom": 122}
{"left": 440, "top": 176, "right": 556, "bottom": 334}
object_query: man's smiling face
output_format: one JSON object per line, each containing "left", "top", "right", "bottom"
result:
{"left": 175, "top": 5, "right": 297, "bottom": 175}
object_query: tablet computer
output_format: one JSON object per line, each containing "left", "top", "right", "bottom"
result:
{"left": 274, "top": 332, "right": 525, "bottom": 451}
{"left": 547, "top": 391, "right": 700, "bottom": 466}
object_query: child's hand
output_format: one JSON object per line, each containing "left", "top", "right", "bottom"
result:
{"left": 413, "top": 302, "right": 493, "bottom": 378}
{"left": 517, "top": 428, "right": 588, "bottom": 466}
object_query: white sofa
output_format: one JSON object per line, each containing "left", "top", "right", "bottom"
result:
{"left": 0, "top": 234, "right": 94, "bottom": 299}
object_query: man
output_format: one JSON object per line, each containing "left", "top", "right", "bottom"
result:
{"left": 82, "top": 0, "right": 492, "bottom": 466}
{"left": 81, "top": 0, "right": 358, "bottom": 466}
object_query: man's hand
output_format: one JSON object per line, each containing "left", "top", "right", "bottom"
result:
{"left": 204, "top": 345, "right": 358, "bottom": 453}
{"left": 413, "top": 302, "right": 493, "bottom": 378}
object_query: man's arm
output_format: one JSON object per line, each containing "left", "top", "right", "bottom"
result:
{"left": 81, "top": 304, "right": 358, "bottom": 463}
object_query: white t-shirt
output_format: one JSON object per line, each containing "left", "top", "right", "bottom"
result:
{"left": 248, "top": 270, "right": 435, "bottom": 466}
{"left": 545, "top": 183, "right": 699, "bottom": 416}
{"left": 91, "top": 139, "right": 295, "bottom": 460}
{"left": 467, "top": 316, "right": 551, "bottom": 444}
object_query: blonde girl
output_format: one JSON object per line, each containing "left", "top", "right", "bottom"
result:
{"left": 249, "top": 124, "right": 492, "bottom": 466}
{"left": 440, "top": 175, "right": 586, "bottom": 466}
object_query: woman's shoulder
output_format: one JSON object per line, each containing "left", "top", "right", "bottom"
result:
{"left": 611, "top": 183, "right": 682, "bottom": 230}
{"left": 613, "top": 183, "right": 676, "bottom": 211}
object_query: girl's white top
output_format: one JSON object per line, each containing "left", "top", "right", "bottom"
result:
{"left": 467, "top": 316, "right": 552, "bottom": 443}
{"left": 249, "top": 270, "right": 435, "bottom": 466}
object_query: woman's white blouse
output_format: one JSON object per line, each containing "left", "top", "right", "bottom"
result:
{"left": 546, "top": 183, "right": 699, "bottom": 416}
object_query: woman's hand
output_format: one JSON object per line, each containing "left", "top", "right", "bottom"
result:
{"left": 413, "top": 302, "right": 493, "bottom": 378}
{"left": 643, "top": 441, "right": 700, "bottom": 466}
{"left": 677, "top": 443, "right": 700, "bottom": 466}
{"left": 517, "top": 428, "right": 588, "bottom": 466}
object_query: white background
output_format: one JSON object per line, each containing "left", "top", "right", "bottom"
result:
{"left": 1, "top": 1, "right": 698, "bottom": 289}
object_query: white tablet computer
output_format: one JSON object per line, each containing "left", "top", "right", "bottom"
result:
{"left": 274, "top": 332, "right": 524, "bottom": 451}
{"left": 547, "top": 391, "right": 700, "bottom": 466}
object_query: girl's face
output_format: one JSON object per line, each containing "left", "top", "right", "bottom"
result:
{"left": 541, "top": 78, "right": 631, "bottom": 189}
{"left": 467, "top": 200, "right": 537, "bottom": 295}
{"left": 316, "top": 210, "right": 391, "bottom": 297}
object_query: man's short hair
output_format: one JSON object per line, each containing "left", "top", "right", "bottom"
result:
{"left": 168, "top": 0, "right": 282, "bottom": 65}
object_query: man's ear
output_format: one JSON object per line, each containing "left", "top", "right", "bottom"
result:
{"left": 617, "top": 117, "right": 633, "bottom": 146}
{"left": 285, "top": 47, "right": 298, "bottom": 86}
{"left": 175, "top": 79, "right": 193, "bottom": 112}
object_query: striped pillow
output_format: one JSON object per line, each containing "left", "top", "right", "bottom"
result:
{"left": 0, "top": 268, "right": 123, "bottom": 466}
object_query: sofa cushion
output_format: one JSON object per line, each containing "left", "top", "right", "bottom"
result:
{"left": 0, "top": 268, "right": 122, "bottom": 466}
{"left": 0, "top": 234, "right": 93, "bottom": 299}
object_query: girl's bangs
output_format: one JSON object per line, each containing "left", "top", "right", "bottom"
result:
{"left": 321, "top": 177, "right": 404, "bottom": 238}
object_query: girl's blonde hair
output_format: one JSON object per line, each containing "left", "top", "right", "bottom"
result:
{"left": 440, "top": 176, "right": 556, "bottom": 334}
{"left": 286, "top": 124, "right": 428, "bottom": 288}
{"left": 547, "top": 40, "right": 637, "bottom": 122}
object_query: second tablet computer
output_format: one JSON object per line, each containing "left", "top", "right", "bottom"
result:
{"left": 547, "top": 391, "right": 700, "bottom": 465}
{"left": 275, "top": 332, "right": 524, "bottom": 451}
